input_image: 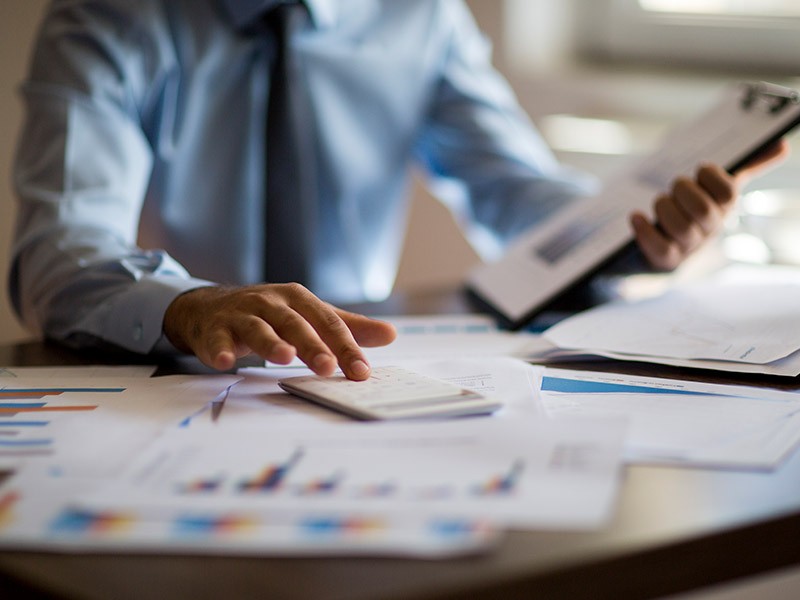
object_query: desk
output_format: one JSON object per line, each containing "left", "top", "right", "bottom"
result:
{"left": 2, "top": 289, "right": 800, "bottom": 600}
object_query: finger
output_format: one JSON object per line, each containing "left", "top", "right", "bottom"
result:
{"left": 277, "top": 284, "right": 372, "bottom": 380}
{"left": 735, "top": 138, "right": 790, "bottom": 183}
{"left": 264, "top": 306, "right": 340, "bottom": 377}
{"left": 630, "top": 211, "right": 682, "bottom": 271}
{"left": 333, "top": 308, "right": 398, "bottom": 347}
{"left": 696, "top": 164, "right": 737, "bottom": 213}
{"left": 200, "top": 327, "right": 239, "bottom": 371}
{"left": 229, "top": 315, "right": 297, "bottom": 365}
{"left": 654, "top": 191, "right": 705, "bottom": 254}
{"left": 302, "top": 306, "right": 372, "bottom": 381}
{"left": 673, "top": 172, "right": 726, "bottom": 234}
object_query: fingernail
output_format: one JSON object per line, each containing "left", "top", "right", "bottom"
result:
{"left": 350, "top": 359, "right": 370, "bottom": 378}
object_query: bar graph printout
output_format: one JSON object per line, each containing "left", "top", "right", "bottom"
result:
{"left": 538, "top": 368, "right": 800, "bottom": 469}
{"left": 0, "top": 370, "right": 506, "bottom": 557}
{"left": 0, "top": 471, "right": 499, "bottom": 557}
{"left": 0, "top": 375, "right": 239, "bottom": 475}
{"left": 76, "top": 418, "right": 626, "bottom": 530}
{"left": 0, "top": 385, "right": 111, "bottom": 461}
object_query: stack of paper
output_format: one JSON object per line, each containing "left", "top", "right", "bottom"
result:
{"left": 5, "top": 306, "right": 799, "bottom": 560}
{"left": 0, "top": 359, "right": 628, "bottom": 558}
{"left": 539, "top": 281, "right": 800, "bottom": 376}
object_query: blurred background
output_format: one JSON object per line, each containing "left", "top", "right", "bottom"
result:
{"left": 2, "top": 0, "right": 800, "bottom": 344}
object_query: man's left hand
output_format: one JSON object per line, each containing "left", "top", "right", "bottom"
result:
{"left": 630, "top": 139, "right": 790, "bottom": 270}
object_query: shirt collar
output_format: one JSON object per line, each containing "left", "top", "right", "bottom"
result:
{"left": 220, "top": 0, "right": 336, "bottom": 30}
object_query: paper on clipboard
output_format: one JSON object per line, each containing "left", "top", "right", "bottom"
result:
{"left": 468, "top": 82, "right": 800, "bottom": 329}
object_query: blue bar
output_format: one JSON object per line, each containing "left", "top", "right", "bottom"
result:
{"left": 540, "top": 376, "right": 706, "bottom": 396}
{"left": 0, "top": 438, "right": 53, "bottom": 446}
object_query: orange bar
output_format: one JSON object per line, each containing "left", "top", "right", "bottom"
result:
{"left": 0, "top": 391, "right": 62, "bottom": 398}
{"left": 0, "top": 491, "right": 19, "bottom": 511}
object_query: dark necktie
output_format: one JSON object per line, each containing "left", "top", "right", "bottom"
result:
{"left": 263, "top": 2, "right": 314, "bottom": 285}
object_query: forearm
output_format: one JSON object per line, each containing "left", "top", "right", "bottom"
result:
{"left": 10, "top": 226, "right": 213, "bottom": 354}
{"left": 415, "top": 1, "right": 596, "bottom": 249}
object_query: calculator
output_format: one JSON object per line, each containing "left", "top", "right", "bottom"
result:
{"left": 278, "top": 366, "right": 501, "bottom": 421}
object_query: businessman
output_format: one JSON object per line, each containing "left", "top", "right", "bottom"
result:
{"left": 10, "top": 0, "right": 787, "bottom": 379}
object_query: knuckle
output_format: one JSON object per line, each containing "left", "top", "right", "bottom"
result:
{"left": 281, "top": 282, "right": 311, "bottom": 298}
{"left": 321, "top": 317, "right": 357, "bottom": 354}
{"left": 241, "top": 289, "right": 266, "bottom": 303}
{"left": 271, "top": 309, "right": 304, "bottom": 331}
{"left": 321, "top": 309, "right": 348, "bottom": 333}
{"left": 257, "top": 294, "right": 284, "bottom": 313}
{"left": 238, "top": 314, "right": 265, "bottom": 331}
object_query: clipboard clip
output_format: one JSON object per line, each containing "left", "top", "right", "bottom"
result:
{"left": 741, "top": 82, "right": 800, "bottom": 114}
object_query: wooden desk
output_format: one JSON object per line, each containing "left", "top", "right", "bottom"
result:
{"left": 2, "top": 289, "right": 800, "bottom": 599}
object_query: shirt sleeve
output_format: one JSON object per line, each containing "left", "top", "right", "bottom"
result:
{"left": 414, "top": 0, "right": 599, "bottom": 256}
{"left": 9, "top": 2, "right": 211, "bottom": 354}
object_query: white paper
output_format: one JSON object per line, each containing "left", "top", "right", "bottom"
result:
{"left": 364, "top": 315, "right": 542, "bottom": 362}
{"left": 579, "top": 347, "right": 800, "bottom": 377}
{"left": 0, "top": 375, "right": 240, "bottom": 474}
{"left": 0, "top": 471, "right": 498, "bottom": 558}
{"left": 77, "top": 418, "right": 626, "bottom": 530}
{"left": 543, "top": 283, "right": 800, "bottom": 364}
{"left": 538, "top": 368, "right": 800, "bottom": 469}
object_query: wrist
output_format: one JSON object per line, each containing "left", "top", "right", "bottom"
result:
{"left": 163, "top": 286, "right": 221, "bottom": 353}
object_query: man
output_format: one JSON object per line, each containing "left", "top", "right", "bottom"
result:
{"left": 9, "top": 0, "right": 787, "bottom": 380}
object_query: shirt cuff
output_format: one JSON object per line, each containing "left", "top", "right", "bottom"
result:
{"left": 101, "top": 275, "right": 215, "bottom": 354}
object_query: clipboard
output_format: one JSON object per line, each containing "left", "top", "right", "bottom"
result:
{"left": 467, "top": 81, "right": 800, "bottom": 329}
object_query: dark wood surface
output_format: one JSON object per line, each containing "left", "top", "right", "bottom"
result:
{"left": 2, "top": 288, "right": 800, "bottom": 599}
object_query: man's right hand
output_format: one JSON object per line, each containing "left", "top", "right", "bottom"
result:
{"left": 163, "top": 284, "right": 397, "bottom": 380}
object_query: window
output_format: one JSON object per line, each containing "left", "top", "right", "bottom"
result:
{"left": 575, "top": 0, "right": 800, "bottom": 72}
{"left": 639, "top": 1, "right": 800, "bottom": 17}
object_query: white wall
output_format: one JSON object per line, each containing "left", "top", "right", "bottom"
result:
{"left": 0, "top": 0, "right": 47, "bottom": 344}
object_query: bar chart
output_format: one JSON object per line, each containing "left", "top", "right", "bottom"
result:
{"left": 0, "top": 386, "right": 123, "bottom": 459}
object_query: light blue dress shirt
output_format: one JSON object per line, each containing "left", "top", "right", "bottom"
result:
{"left": 10, "top": 0, "right": 594, "bottom": 354}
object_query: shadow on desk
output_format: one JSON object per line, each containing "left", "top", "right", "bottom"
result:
{"left": 0, "top": 339, "right": 237, "bottom": 377}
